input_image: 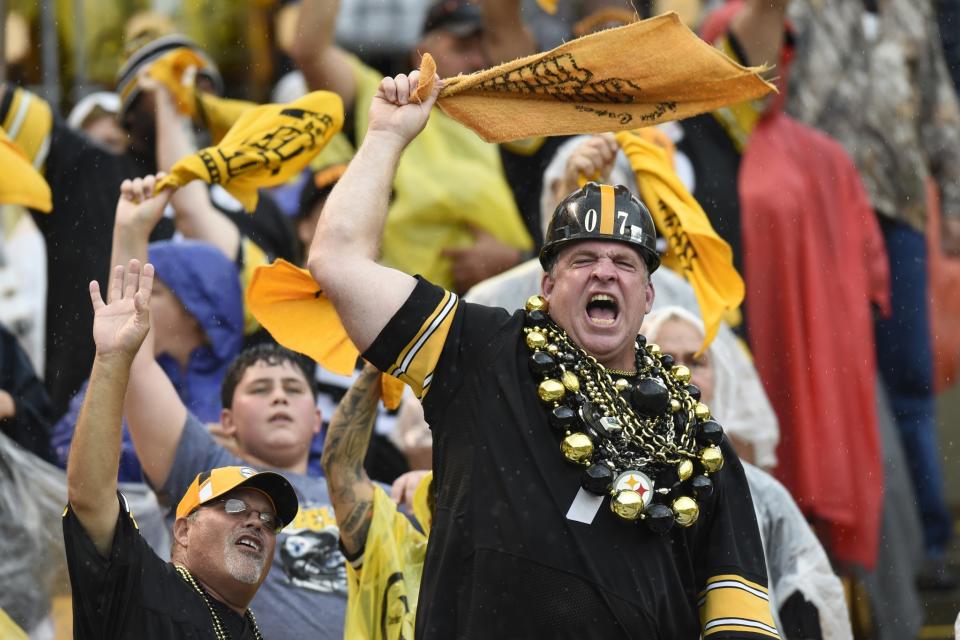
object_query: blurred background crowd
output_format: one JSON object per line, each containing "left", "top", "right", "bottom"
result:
{"left": 1, "top": 0, "right": 959, "bottom": 638}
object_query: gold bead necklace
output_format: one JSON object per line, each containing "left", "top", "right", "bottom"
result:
{"left": 521, "top": 294, "right": 726, "bottom": 534}
{"left": 174, "top": 564, "right": 263, "bottom": 640}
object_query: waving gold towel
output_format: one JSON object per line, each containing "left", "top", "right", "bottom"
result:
{"left": 615, "top": 129, "right": 744, "bottom": 351}
{"left": 416, "top": 12, "right": 773, "bottom": 142}
{"left": 246, "top": 259, "right": 405, "bottom": 409}
{"left": 156, "top": 91, "right": 344, "bottom": 211}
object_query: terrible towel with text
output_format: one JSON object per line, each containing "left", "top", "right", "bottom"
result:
{"left": 416, "top": 12, "right": 774, "bottom": 142}
{"left": 156, "top": 91, "right": 343, "bottom": 211}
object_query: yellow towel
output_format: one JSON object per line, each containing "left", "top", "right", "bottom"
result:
{"left": 156, "top": 91, "right": 344, "bottom": 211}
{"left": 0, "top": 128, "right": 52, "bottom": 212}
{"left": 416, "top": 12, "right": 774, "bottom": 143}
{"left": 615, "top": 129, "right": 744, "bottom": 352}
{"left": 147, "top": 48, "right": 256, "bottom": 144}
{"left": 245, "top": 259, "right": 405, "bottom": 409}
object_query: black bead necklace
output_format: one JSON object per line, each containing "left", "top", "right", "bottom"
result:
{"left": 523, "top": 295, "right": 726, "bottom": 534}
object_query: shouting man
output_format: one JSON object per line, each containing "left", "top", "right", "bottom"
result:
{"left": 307, "top": 70, "right": 779, "bottom": 639}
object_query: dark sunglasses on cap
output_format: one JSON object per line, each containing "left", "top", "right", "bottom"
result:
{"left": 204, "top": 497, "right": 283, "bottom": 534}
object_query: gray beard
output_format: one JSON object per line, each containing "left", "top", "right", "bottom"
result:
{"left": 223, "top": 535, "right": 267, "bottom": 585}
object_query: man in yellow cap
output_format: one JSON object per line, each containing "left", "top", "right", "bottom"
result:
{"left": 307, "top": 70, "right": 777, "bottom": 639}
{"left": 64, "top": 257, "right": 299, "bottom": 639}
{"left": 97, "top": 175, "right": 350, "bottom": 639}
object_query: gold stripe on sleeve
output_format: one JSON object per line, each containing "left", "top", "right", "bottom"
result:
{"left": 699, "top": 575, "right": 778, "bottom": 639}
{"left": 387, "top": 290, "right": 458, "bottom": 398}
{"left": 703, "top": 622, "right": 780, "bottom": 639}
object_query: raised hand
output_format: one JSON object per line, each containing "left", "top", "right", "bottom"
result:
{"left": 367, "top": 70, "right": 441, "bottom": 146}
{"left": 89, "top": 259, "right": 154, "bottom": 361}
{"left": 114, "top": 174, "right": 173, "bottom": 234}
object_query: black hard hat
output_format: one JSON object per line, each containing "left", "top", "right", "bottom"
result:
{"left": 539, "top": 182, "right": 660, "bottom": 273}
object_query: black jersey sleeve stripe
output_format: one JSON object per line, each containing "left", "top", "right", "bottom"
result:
{"left": 362, "top": 277, "right": 457, "bottom": 398}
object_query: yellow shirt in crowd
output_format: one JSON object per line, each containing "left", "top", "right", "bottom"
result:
{"left": 344, "top": 477, "right": 432, "bottom": 640}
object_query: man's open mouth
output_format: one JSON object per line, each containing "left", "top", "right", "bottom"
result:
{"left": 235, "top": 534, "right": 264, "bottom": 554}
{"left": 586, "top": 294, "right": 619, "bottom": 326}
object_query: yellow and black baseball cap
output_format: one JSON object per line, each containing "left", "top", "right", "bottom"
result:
{"left": 176, "top": 466, "right": 299, "bottom": 530}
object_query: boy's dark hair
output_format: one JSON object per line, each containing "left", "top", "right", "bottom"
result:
{"left": 220, "top": 343, "right": 317, "bottom": 409}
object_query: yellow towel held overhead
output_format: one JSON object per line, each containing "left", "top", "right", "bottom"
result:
{"left": 415, "top": 12, "right": 774, "bottom": 142}
{"left": 156, "top": 91, "right": 344, "bottom": 211}
{"left": 246, "top": 259, "right": 405, "bottom": 409}
{"left": 615, "top": 128, "right": 744, "bottom": 352}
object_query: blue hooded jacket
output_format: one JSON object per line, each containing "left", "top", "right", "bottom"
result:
{"left": 52, "top": 240, "right": 244, "bottom": 481}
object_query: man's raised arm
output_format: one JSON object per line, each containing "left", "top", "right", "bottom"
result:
{"left": 107, "top": 176, "right": 189, "bottom": 491}
{"left": 66, "top": 259, "right": 154, "bottom": 557}
{"left": 308, "top": 70, "right": 440, "bottom": 352}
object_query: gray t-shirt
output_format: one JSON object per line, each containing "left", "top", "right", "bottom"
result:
{"left": 161, "top": 414, "right": 346, "bottom": 640}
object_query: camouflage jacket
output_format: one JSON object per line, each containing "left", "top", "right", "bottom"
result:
{"left": 786, "top": 0, "right": 960, "bottom": 231}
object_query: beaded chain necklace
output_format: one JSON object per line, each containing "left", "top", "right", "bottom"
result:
{"left": 522, "top": 295, "right": 726, "bottom": 534}
{"left": 174, "top": 564, "right": 263, "bottom": 640}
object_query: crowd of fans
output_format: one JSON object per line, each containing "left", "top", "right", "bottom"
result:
{"left": 1, "top": 0, "right": 959, "bottom": 638}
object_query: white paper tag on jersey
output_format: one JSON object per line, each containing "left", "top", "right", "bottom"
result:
{"left": 566, "top": 488, "right": 604, "bottom": 524}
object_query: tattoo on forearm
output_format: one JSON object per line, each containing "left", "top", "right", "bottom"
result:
{"left": 340, "top": 501, "right": 373, "bottom": 552}
{"left": 323, "top": 369, "right": 381, "bottom": 544}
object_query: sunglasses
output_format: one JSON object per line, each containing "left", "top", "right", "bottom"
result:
{"left": 206, "top": 497, "right": 283, "bottom": 534}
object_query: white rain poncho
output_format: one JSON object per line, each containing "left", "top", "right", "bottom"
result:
{"left": 643, "top": 307, "right": 852, "bottom": 640}
{"left": 743, "top": 463, "right": 853, "bottom": 640}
